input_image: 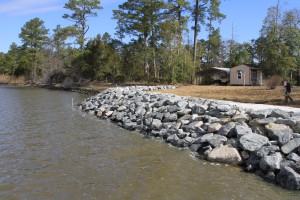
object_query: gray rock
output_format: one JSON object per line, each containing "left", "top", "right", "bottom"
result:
{"left": 239, "top": 133, "right": 269, "bottom": 152}
{"left": 216, "top": 104, "right": 232, "bottom": 112}
{"left": 192, "top": 104, "right": 208, "bottom": 115}
{"left": 151, "top": 119, "right": 162, "bottom": 130}
{"left": 276, "top": 166, "right": 300, "bottom": 190}
{"left": 163, "top": 113, "right": 178, "bottom": 122}
{"left": 168, "top": 105, "right": 180, "bottom": 113}
{"left": 232, "top": 113, "right": 250, "bottom": 122}
{"left": 166, "top": 133, "right": 179, "bottom": 143}
{"left": 217, "top": 122, "right": 236, "bottom": 137}
{"left": 234, "top": 124, "right": 252, "bottom": 139}
{"left": 265, "top": 171, "right": 276, "bottom": 181}
{"left": 200, "top": 133, "right": 227, "bottom": 147}
{"left": 189, "top": 144, "right": 202, "bottom": 152}
{"left": 270, "top": 109, "right": 291, "bottom": 119}
{"left": 265, "top": 123, "right": 293, "bottom": 146}
{"left": 281, "top": 138, "right": 300, "bottom": 154}
{"left": 123, "top": 121, "right": 137, "bottom": 130}
{"left": 256, "top": 145, "right": 280, "bottom": 158}
{"left": 249, "top": 109, "right": 272, "bottom": 119}
{"left": 207, "top": 145, "right": 242, "bottom": 165}
{"left": 249, "top": 117, "right": 277, "bottom": 126}
{"left": 275, "top": 118, "right": 296, "bottom": 127}
{"left": 287, "top": 153, "right": 300, "bottom": 162}
{"left": 177, "top": 109, "right": 192, "bottom": 116}
{"left": 292, "top": 121, "right": 300, "bottom": 133}
{"left": 183, "top": 121, "right": 204, "bottom": 133}
{"left": 259, "top": 153, "right": 282, "bottom": 172}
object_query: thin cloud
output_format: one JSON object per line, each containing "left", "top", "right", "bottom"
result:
{"left": 0, "top": 0, "right": 63, "bottom": 16}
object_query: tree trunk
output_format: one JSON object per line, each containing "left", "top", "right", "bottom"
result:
{"left": 192, "top": 0, "right": 199, "bottom": 85}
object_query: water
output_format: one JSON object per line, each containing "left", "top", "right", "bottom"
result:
{"left": 0, "top": 85, "right": 299, "bottom": 200}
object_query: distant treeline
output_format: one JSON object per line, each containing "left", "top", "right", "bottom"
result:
{"left": 0, "top": 0, "right": 299, "bottom": 86}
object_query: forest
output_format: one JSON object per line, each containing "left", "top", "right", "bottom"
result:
{"left": 0, "top": 0, "right": 299, "bottom": 86}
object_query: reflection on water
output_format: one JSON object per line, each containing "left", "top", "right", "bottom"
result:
{"left": 0, "top": 85, "right": 299, "bottom": 199}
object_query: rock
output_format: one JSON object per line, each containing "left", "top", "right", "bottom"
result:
{"left": 200, "top": 133, "right": 227, "bottom": 148}
{"left": 259, "top": 153, "right": 282, "bottom": 172}
{"left": 216, "top": 104, "right": 232, "bottom": 112}
{"left": 192, "top": 104, "right": 208, "bottom": 115}
{"left": 249, "top": 109, "right": 272, "bottom": 119}
{"left": 239, "top": 133, "right": 269, "bottom": 152}
{"left": 256, "top": 145, "right": 280, "bottom": 158}
{"left": 163, "top": 112, "right": 178, "bottom": 122}
{"left": 292, "top": 121, "right": 300, "bottom": 133}
{"left": 276, "top": 166, "right": 300, "bottom": 190}
{"left": 265, "top": 171, "right": 276, "bottom": 181}
{"left": 234, "top": 124, "right": 252, "bottom": 139}
{"left": 270, "top": 109, "right": 291, "bottom": 119}
{"left": 79, "top": 85, "right": 300, "bottom": 191}
{"left": 189, "top": 144, "right": 202, "bottom": 152}
{"left": 207, "top": 145, "right": 242, "bottom": 165}
{"left": 265, "top": 123, "right": 293, "bottom": 146}
{"left": 207, "top": 123, "right": 222, "bottom": 133}
{"left": 287, "top": 153, "right": 300, "bottom": 162}
{"left": 232, "top": 112, "right": 250, "bottom": 122}
{"left": 281, "top": 138, "right": 300, "bottom": 154}
{"left": 151, "top": 119, "right": 162, "bottom": 130}
{"left": 275, "top": 118, "right": 296, "bottom": 127}
{"left": 217, "top": 122, "right": 236, "bottom": 137}
{"left": 249, "top": 117, "right": 277, "bottom": 126}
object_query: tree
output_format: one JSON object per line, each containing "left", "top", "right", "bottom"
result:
{"left": 281, "top": 9, "right": 300, "bottom": 81}
{"left": 113, "top": 0, "right": 166, "bottom": 81}
{"left": 4, "top": 43, "right": 20, "bottom": 75}
{"left": 63, "top": 0, "right": 102, "bottom": 51}
{"left": 191, "top": 0, "right": 225, "bottom": 83}
{"left": 19, "top": 17, "right": 49, "bottom": 82}
{"left": 166, "top": 0, "right": 190, "bottom": 45}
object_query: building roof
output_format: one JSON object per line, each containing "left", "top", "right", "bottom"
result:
{"left": 212, "top": 67, "right": 230, "bottom": 74}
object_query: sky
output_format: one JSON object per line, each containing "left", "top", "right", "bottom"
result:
{"left": 0, "top": 0, "right": 299, "bottom": 53}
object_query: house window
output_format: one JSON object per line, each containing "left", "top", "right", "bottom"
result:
{"left": 237, "top": 70, "right": 243, "bottom": 79}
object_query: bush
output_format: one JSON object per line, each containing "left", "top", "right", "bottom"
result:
{"left": 265, "top": 75, "right": 282, "bottom": 89}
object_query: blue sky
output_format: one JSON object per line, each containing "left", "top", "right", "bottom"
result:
{"left": 0, "top": 0, "right": 299, "bottom": 53}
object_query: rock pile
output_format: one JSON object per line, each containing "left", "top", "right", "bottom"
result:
{"left": 79, "top": 86, "right": 300, "bottom": 190}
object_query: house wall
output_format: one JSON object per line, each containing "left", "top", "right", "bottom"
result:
{"left": 230, "top": 65, "right": 251, "bottom": 85}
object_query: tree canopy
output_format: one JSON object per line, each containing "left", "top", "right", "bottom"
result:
{"left": 0, "top": 1, "right": 300, "bottom": 86}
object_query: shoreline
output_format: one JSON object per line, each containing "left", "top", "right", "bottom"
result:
{"left": 80, "top": 85, "right": 300, "bottom": 190}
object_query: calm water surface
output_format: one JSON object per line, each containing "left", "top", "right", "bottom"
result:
{"left": 0, "top": 85, "right": 299, "bottom": 200}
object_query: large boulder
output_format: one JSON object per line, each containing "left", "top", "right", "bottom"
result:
{"left": 239, "top": 133, "right": 269, "bottom": 152}
{"left": 281, "top": 138, "right": 300, "bottom": 154}
{"left": 265, "top": 123, "right": 293, "bottom": 146}
{"left": 207, "top": 145, "right": 242, "bottom": 165}
{"left": 200, "top": 133, "right": 228, "bottom": 148}
{"left": 259, "top": 153, "right": 283, "bottom": 172}
{"left": 276, "top": 166, "right": 300, "bottom": 190}
{"left": 217, "top": 122, "right": 236, "bottom": 137}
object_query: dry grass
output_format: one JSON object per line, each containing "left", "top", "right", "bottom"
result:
{"left": 0, "top": 75, "right": 25, "bottom": 85}
{"left": 159, "top": 85, "right": 300, "bottom": 108}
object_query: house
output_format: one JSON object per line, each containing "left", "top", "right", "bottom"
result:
{"left": 199, "top": 64, "right": 263, "bottom": 85}
{"left": 210, "top": 64, "right": 263, "bottom": 86}
{"left": 229, "top": 64, "right": 263, "bottom": 85}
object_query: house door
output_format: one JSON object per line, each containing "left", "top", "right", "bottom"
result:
{"left": 251, "top": 70, "right": 257, "bottom": 85}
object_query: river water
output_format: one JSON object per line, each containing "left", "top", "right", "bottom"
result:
{"left": 0, "top": 85, "right": 299, "bottom": 200}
